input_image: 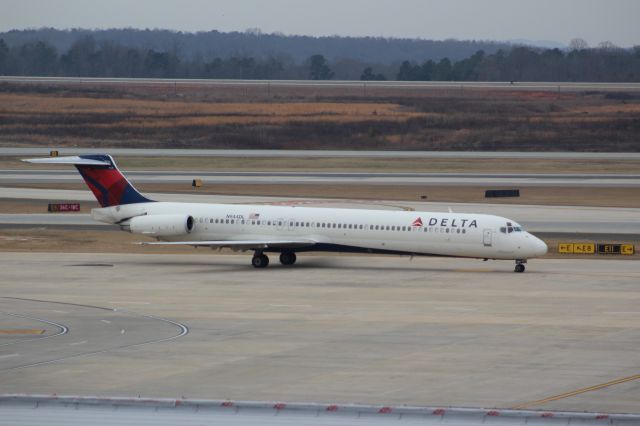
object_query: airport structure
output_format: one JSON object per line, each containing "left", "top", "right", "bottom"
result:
{"left": 2, "top": 395, "right": 639, "bottom": 426}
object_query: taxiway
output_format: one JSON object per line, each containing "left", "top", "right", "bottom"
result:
{"left": 1, "top": 252, "right": 639, "bottom": 413}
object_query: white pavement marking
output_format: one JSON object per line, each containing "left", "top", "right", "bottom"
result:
{"left": 0, "top": 310, "right": 69, "bottom": 347}
{"left": 0, "top": 354, "right": 20, "bottom": 360}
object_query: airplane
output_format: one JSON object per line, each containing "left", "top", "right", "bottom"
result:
{"left": 24, "top": 154, "right": 548, "bottom": 272}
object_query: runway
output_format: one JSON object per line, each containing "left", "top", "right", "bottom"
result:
{"left": 1, "top": 252, "right": 639, "bottom": 412}
{"left": 3, "top": 147, "right": 640, "bottom": 159}
{"left": 3, "top": 169, "right": 640, "bottom": 187}
{"left": 2, "top": 187, "right": 639, "bottom": 234}
{"left": 3, "top": 76, "right": 640, "bottom": 92}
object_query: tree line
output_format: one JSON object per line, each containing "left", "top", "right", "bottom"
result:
{"left": 0, "top": 28, "right": 513, "bottom": 64}
{"left": 1, "top": 36, "right": 639, "bottom": 82}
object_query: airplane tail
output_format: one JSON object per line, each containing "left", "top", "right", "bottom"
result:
{"left": 22, "top": 154, "right": 153, "bottom": 207}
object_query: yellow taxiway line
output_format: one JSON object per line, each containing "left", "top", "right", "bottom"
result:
{"left": 512, "top": 373, "right": 640, "bottom": 409}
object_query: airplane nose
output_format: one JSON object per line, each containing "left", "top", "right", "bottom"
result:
{"left": 534, "top": 237, "right": 548, "bottom": 257}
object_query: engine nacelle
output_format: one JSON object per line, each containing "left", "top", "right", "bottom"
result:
{"left": 128, "top": 214, "right": 194, "bottom": 237}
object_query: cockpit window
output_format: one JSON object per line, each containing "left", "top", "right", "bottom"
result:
{"left": 501, "top": 224, "right": 524, "bottom": 234}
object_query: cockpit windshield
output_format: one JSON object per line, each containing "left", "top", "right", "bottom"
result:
{"left": 500, "top": 222, "right": 524, "bottom": 234}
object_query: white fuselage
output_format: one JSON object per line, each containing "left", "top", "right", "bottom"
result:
{"left": 93, "top": 201, "right": 548, "bottom": 260}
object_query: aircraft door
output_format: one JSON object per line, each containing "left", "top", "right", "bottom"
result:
{"left": 483, "top": 228, "right": 493, "bottom": 247}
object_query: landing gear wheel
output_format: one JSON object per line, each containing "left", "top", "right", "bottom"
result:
{"left": 279, "top": 251, "right": 297, "bottom": 266}
{"left": 252, "top": 254, "right": 269, "bottom": 268}
{"left": 514, "top": 263, "right": 525, "bottom": 273}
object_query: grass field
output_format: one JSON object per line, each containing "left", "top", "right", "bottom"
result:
{"left": 0, "top": 228, "right": 637, "bottom": 259}
{"left": 1, "top": 83, "right": 639, "bottom": 151}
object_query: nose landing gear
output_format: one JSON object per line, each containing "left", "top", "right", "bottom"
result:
{"left": 514, "top": 259, "right": 526, "bottom": 273}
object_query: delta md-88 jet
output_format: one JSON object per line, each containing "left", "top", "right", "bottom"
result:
{"left": 25, "top": 155, "right": 548, "bottom": 272}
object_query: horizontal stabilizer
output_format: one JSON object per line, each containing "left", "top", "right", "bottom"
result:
{"left": 22, "top": 156, "right": 111, "bottom": 166}
{"left": 140, "top": 239, "right": 316, "bottom": 250}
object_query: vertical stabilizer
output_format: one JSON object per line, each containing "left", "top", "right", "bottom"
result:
{"left": 23, "top": 155, "right": 152, "bottom": 207}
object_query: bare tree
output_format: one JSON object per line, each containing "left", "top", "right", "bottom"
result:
{"left": 597, "top": 41, "right": 619, "bottom": 51}
{"left": 569, "top": 38, "right": 589, "bottom": 51}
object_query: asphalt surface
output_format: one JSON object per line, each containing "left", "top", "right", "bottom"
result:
{"left": 3, "top": 76, "right": 640, "bottom": 91}
{"left": 3, "top": 169, "right": 640, "bottom": 187}
{"left": 1, "top": 252, "right": 639, "bottom": 412}
{"left": 3, "top": 148, "right": 640, "bottom": 159}
{"left": 0, "top": 297, "right": 187, "bottom": 372}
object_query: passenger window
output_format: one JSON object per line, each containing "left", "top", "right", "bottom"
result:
{"left": 508, "top": 227, "right": 513, "bottom": 233}
{"left": 500, "top": 227, "right": 506, "bottom": 233}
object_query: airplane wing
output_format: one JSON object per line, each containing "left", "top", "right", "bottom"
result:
{"left": 140, "top": 239, "right": 317, "bottom": 251}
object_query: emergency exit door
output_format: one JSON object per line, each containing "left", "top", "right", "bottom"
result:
{"left": 483, "top": 229, "right": 493, "bottom": 247}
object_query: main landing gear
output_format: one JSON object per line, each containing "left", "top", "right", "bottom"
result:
{"left": 251, "top": 251, "right": 297, "bottom": 268}
{"left": 514, "top": 259, "right": 526, "bottom": 273}
{"left": 279, "top": 251, "right": 297, "bottom": 266}
{"left": 252, "top": 252, "right": 270, "bottom": 268}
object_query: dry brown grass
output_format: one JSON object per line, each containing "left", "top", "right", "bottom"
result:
{"left": 1, "top": 85, "right": 639, "bottom": 151}
{"left": 0, "top": 93, "right": 423, "bottom": 127}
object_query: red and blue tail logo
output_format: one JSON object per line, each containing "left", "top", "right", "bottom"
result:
{"left": 75, "top": 155, "right": 152, "bottom": 207}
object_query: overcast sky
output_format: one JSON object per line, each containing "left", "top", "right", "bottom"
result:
{"left": 3, "top": 0, "right": 639, "bottom": 47}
